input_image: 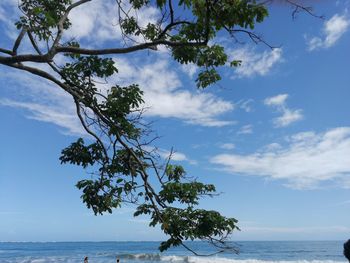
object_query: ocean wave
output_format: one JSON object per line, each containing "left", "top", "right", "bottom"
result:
{"left": 0, "top": 256, "right": 80, "bottom": 263}
{"left": 1, "top": 254, "right": 347, "bottom": 263}
{"left": 185, "top": 259, "right": 346, "bottom": 263}
{"left": 118, "top": 253, "right": 162, "bottom": 261}
{"left": 104, "top": 253, "right": 347, "bottom": 263}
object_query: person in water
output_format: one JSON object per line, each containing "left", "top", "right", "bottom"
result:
{"left": 84, "top": 256, "right": 88, "bottom": 263}
{"left": 344, "top": 240, "right": 350, "bottom": 262}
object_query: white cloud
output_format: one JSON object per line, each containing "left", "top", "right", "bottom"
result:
{"left": 0, "top": 5, "right": 6, "bottom": 21}
{"left": 0, "top": 0, "right": 22, "bottom": 40}
{"left": 274, "top": 109, "right": 303, "bottom": 127}
{"left": 211, "top": 127, "right": 350, "bottom": 189}
{"left": 173, "top": 154, "right": 198, "bottom": 165}
{"left": 307, "top": 14, "right": 350, "bottom": 51}
{"left": 180, "top": 63, "right": 198, "bottom": 79}
{"left": 66, "top": 1, "right": 106, "bottom": 40}
{"left": 66, "top": 0, "right": 159, "bottom": 44}
{"left": 145, "top": 91, "right": 234, "bottom": 127}
{"left": 264, "top": 94, "right": 288, "bottom": 106}
{"left": 158, "top": 149, "right": 187, "bottom": 162}
{"left": 149, "top": 147, "right": 197, "bottom": 165}
{"left": 237, "top": 124, "right": 253, "bottom": 135}
{"left": 262, "top": 143, "right": 282, "bottom": 151}
{"left": 220, "top": 143, "right": 235, "bottom": 150}
{"left": 0, "top": 99, "right": 84, "bottom": 136}
{"left": 229, "top": 47, "right": 283, "bottom": 78}
{"left": 264, "top": 94, "right": 303, "bottom": 127}
{"left": 0, "top": 0, "right": 160, "bottom": 45}
{"left": 113, "top": 58, "right": 235, "bottom": 127}
{"left": 237, "top": 99, "right": 254, "bottom": 113}
{"left": 0, "top": 69, "right": 84, "bottom": 136}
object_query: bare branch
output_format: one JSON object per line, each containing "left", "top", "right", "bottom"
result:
{"left": 74, "top": 99, "right": 109, "bottom": 162}
{"left": 0, "top": 48, "right": 13, "bottom": 56}
{"left": 285, "top": 0, "right": 324, "bottom": 19}
{"left": 27, "top": 31, "right": 43, "bottom": 55}
{"left": 12, "top": 27, "right": 27, "bottom": 55}
{"left": 231, "top": 29, "right": 279, "bottom": 49}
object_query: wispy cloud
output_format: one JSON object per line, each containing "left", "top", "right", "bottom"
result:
{"left": 219, "top": 143, "right": 235, "bottom": 150}
{"left": 264, "top": 94, "right": 288, "bottom": 106}
{"left": 229, "top": 47, "right": 283, "bottom": 78}
{"left": 145, "top": 146, "right": 197, "bottom": 165}
{"left": 0, "top": 0, "right": 23, "bottom": 40}
{"left": 160, "top": 150, "right": 197, "bottom": 165}
{"left": 128, "top": 218, "right": 150, "bottom": 224}
{"left": 243, "top": 225, "right": 350, "bottom": 234}
{"left": 0, "top": 211, "right": 23, "bottom": 215}
{"left": 237, "top": 99, "right": 254, "bottom": 113}
{"left": 211, "top": 127, "right": 350, "bottom": 189}
{"left": 0, "top": 69, "right": 84, "bottom": 136}
{"left": 180, "top": 63, "right": 198, "bottom": 79}
{"left": 0, "top": 99, "right": 84, "bottom": 136}
{"left": 237, "top": 124, "right": 253, "bottom": 135}
{"left": 264, "top": 94, "right": 303, "bottom": 127}
{"left": 334, "top": 200, "right": 350, "bottom": 206}
{"left": 307, "top": 14, "right": 350, "bottom": 51}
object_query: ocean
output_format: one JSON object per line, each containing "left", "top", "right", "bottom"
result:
{"left": 0, "top": 241, "right": 347, "bottom": 263}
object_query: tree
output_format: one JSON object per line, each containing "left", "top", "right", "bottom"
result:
{"left": 344, "top": 240, "right": 350, "bottom": 263}
{"left": 0, "top": 0, "right": 316, "bottom": 255}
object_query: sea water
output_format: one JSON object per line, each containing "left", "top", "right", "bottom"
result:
{"left": 0, "top": 241, "right": 347, "bottom": 263}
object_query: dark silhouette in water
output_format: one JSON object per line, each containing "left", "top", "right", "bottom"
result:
{"left": 344, "top": 240, "right": 350, "bottom": 262}
{"left": 84, "top": 256, "right": 88, "bottom": 263}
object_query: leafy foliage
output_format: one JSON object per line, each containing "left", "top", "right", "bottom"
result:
{"left": 16, "top": 0, "right": 72, "bottom": 40}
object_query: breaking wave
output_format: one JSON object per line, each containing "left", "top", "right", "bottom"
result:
{"left": 4, "top": 254, "right": 346, "bottom": 263}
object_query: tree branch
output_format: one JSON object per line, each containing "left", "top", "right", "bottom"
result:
{"left": 2, "top": 62, "right": 83, "bottom": 100}
{"left": 12, "top": 27, "right": 27, "bottom": 55}
{"left": 0, "top": 48, "right": 13, "bottom": 56}
{"left": 74, "top": 99, "right": 109, "bottom": 162}
{"left": 49, "top": 0, "right": 92, "bottom": 56}
{"left": 0, "top": 39, "right": 208, "bottom": 64}
{"left": 57, "top": 39, "right": 207, "bottom": 55}
{"left": 285, "top": 0, "right": 324, "bottom": 19}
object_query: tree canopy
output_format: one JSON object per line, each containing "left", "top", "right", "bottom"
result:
{"left": 0, "top": 0, "right": 316, "bottom": 255}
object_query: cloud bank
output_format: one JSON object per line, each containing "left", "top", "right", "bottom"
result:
{"left": 211, "top": 127, "right": 350, "bottom": 189}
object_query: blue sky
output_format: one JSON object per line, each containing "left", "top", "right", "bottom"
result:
{"left": 0, "top": 0, "right": 350, "bottom": 242}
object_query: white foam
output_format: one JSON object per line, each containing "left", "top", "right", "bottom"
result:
{"left": 184, "top": 258, "right": 346, "bottom": 263}
{"left": 2, "top": 255, "right": 348, "bottom": 263}
{"left": 161, "top": 256, "right": 347, "bottom": 263}
{"left": 161, "top": 255, "right": 188, "bottom": 262}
